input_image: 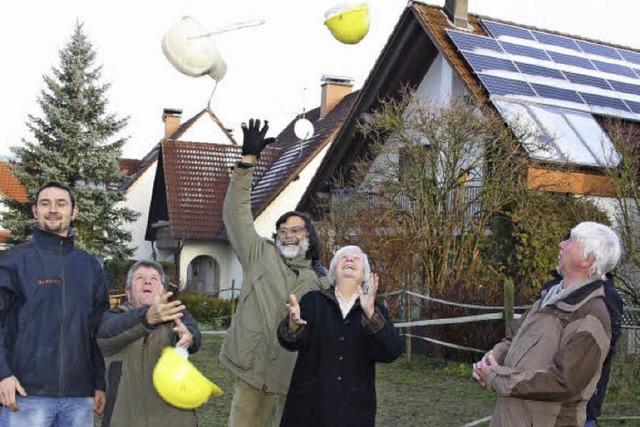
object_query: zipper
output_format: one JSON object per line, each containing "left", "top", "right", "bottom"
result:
{"left": 58, "top": 240, "right": 65, "bottom": 396}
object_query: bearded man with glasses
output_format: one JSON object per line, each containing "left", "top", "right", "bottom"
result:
{"left": 220, "top": 119, "right": 330, "bottom": 427}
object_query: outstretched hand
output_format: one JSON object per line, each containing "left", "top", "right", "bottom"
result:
{"left": 358, "top": 272, "right": 379, "bottom": 319}
{"left": 286, "top": 294, "right": 307, "bottom": 333}
{"left": 145, "top": 291, "right": 185, "bottom": 326}
{"left": 241, "top": 118, "right": 275, "bottom": 159}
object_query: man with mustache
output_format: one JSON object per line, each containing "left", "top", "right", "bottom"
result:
{"left": 0, "top": 182, "right": 109, "bottom": 426}
{"left": 220, "top": 119, "right": 329, "bottom": 427}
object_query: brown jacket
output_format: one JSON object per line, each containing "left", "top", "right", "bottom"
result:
{"left": 486, "top": 280, "right": 611, "bottom": 427}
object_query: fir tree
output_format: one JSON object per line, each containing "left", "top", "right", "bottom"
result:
{"left": 2, "top": 21, "right": 138, "bottom": 259}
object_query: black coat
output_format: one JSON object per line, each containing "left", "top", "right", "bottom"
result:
{"left": 539, "top": 273, "right": 623, "bottom": 420}
{"left": 277, "top": 287, "right": 404, "bottom": 427}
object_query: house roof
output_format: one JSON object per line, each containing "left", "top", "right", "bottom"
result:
{"left": 159, "top": 141, "right": 273, "bottom": 240}
{"left": 119, "top": 159, "right": 143, "bottom": 176}
{"left": 148, "top": 91, "right": 359, "bottom": 241}
{"left": 122, "top": 108, "right": 238, "bottom": 192}
{"left": 250, "top": 91, "right": 359, "bottom": 218}
{"left": 298, "top": 2, "right": 640, "bottom": 210}
{"left": 0, "top": 162, "right": 28, "bottom": 202}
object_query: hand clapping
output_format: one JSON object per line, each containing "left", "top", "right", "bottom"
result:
{"left": 286, "top": 294, "right": 307, "bottom": 333}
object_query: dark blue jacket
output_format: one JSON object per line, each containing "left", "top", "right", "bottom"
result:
{"left": 0, "top": 227, "right": 108, "bottom": 397}
{"left": 539, "top": 272, "right": 623, "bottom": 420}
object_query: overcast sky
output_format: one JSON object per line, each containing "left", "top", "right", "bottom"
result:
{"left": 2, "top": 0, "right": 640, "bottom": 160}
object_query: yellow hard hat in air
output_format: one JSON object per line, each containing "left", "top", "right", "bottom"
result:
{"left": 153, "top": 347, "right": 223, "bottom": 409}
{"left": 324, "top": 2, "right": 370, "bottom": 45}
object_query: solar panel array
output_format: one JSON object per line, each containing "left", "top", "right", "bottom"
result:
{"left": 445, "top": 20, "right": 640, "bottom": 121}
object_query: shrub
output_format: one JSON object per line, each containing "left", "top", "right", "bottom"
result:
{"left": 180, "top": 294, "right": 236, "bottom": 329}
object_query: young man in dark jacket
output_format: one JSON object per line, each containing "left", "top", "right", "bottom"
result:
{"left": 0, "top": 182, "right": 109, "bottom": 426}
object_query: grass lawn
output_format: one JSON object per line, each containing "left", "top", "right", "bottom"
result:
{"left": 97, "top": 333, "right": 640, "bottom": 426}
{"left": 191, "top": 334, "right": 494, "bottom": 426}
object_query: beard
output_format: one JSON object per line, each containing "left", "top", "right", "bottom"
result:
{"left": 276, "top": 236, "right": 310, "bottom": 259}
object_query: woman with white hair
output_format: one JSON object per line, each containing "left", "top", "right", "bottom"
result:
{"left": 277, "top": 245, "right": 403, "bottom": 427}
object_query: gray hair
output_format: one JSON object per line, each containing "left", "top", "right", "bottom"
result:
{"left": 571, "top": 222, "right": 622, "bottom": 279}
{"left": 328, "top": 245, "right": 371, "bottom": 287}
{"left": 125, "top": 260, "right": 167, "bottom": 290}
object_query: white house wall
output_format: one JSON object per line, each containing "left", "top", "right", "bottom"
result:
{"left": 121, "top": 160, "right": 157, "bottom": 260}
{"left": 254, "top": 143, "right": 332, "bottom": 237}
{"left": 180, "top": 239, "right": 236, "bottom": 296}
{"left": 415, "top": 53, "right": 467, "bottom": 105}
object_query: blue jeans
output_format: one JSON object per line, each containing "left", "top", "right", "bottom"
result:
{"left": 0, "top": 396, "right": 93, "bottom": 427}
{"left": 585, "top": 420, "right": 597, "bottom": 427}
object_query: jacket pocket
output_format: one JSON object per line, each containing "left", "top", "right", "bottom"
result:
{"left": 504, "top": 326, "right": 544, "bottom": 367}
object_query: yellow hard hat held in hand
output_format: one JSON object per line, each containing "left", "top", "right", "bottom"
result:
{"left": 324, "top": 2, "right": 370, "bottom": 45}
{"left": 153, "top": 346, "right": 223, "bottom": 409}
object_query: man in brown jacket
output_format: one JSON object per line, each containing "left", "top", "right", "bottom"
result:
{"left": 473, "top": 222, "right": 621, "bottom": 427}
{"left": 220, "top": 119, "right": 329, "bottom": 427}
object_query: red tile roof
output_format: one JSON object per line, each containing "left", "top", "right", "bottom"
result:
{"left": 156, "top": 92, "right": 358, "bottom": 240}
{"left": 0, "top": 162, "right": 28, "bottom": 202}
{"left": 119, "top": 158, "right": 143, "bottom": 176}
{"left": 160, "top": 142, "right": 276, "bottom": 240}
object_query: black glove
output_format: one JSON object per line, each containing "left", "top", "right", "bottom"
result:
{"left": 241, "top": 119, "right": 275, "bottom": 158}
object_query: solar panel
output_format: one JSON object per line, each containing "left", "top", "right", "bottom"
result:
{"left": 483, "top": 20, "right": 535, "bottom": 41}
{"left": 564, "top": 72, "right": 612, "bottom": 90}
{"left": 592, "top": 60, "right": 637, "bottom": 78}
{"left": 500, "top": 41, "right": 550, "bottom": 61}
{"left": 623, "top": 100, "right": 640, "bottom": 114}
{"left": 576, "top": 40, "right": 622, "bottom": 60}
{"left": 608, "top": 80, "right": 640, "bottom": 96}
{"left": 515, "top": 62, "right": 565, "bottom": 80}
{"left": 580, "top": 93, "right": 630, "bottom": 111}
{"left": 619, "top": 49, "right": 640, "bottom": 65}
{"left": 446, "top": 30, "right": 503, "bottom": 53}
{"left": 462, "top": 52, "right": 518, "bottom": 73}
{"left": 547, "top": 51, "right": 595, "bottom": 70}
{"left": 531, "top": 84, "right": 584, "bottom": 104}
{"left": 531, "top": 31, "right": 581, "bottom": 52}
{"left": 478, "top": 74, "right": 536, "bottom": 97}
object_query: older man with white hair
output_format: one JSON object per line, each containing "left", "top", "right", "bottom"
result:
{"left": 473, "top": 222, "right": 622, "bottom": 427}
{"left": 277, "top": 245, "right": 404, "bottom": 427}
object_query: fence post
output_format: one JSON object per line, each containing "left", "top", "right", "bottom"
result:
{"left": 405, "top": 288, "right": 412, "bottom": 366}
{"left": 230, "top": 279, "right": 236, "bottom": 315}
{"left": 503, "top": 278, "right": 514, "bottom": 338}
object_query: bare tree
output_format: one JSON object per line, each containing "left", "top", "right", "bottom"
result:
{"left": 318, "top": 93, "right": 535, "bottom": 298}
{"left": 602, "top": 121, "right": 640, "bottom": 305}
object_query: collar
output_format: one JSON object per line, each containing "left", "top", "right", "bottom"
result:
{"left": 32, "top": 226, "right": 75, "bottom": 252}
{"left": 545, "top": 279, "right": 605, "bottom": 313}
{"left": 282, "top": 253, "right": 312, "bottom": 271}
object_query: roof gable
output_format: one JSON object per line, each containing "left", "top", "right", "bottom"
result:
{"left": 299, "top": 3, "right": 640, "bottom": 210}
{"left": 0, "top": 162, "right": 28, "bottom": 202}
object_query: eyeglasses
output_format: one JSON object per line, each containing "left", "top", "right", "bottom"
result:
{"left": 277, "top": 226, "right": 307, "bottom": 236}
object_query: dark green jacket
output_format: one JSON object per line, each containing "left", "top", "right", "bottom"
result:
{"left": 97, "top": 304, "right": 201, "bottom": 427}
{"left": 219, "top": 166, "right": 329, "bottom": 394}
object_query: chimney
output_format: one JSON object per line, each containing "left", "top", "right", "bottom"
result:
{"left": 320, "top": 75, "right": 353, "bottom": 119}
{"left": 444, "top": 0, "right": 469, "bottom": 29}
{"left": 162, "top": 108, "right": 183, "bottom": 139}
